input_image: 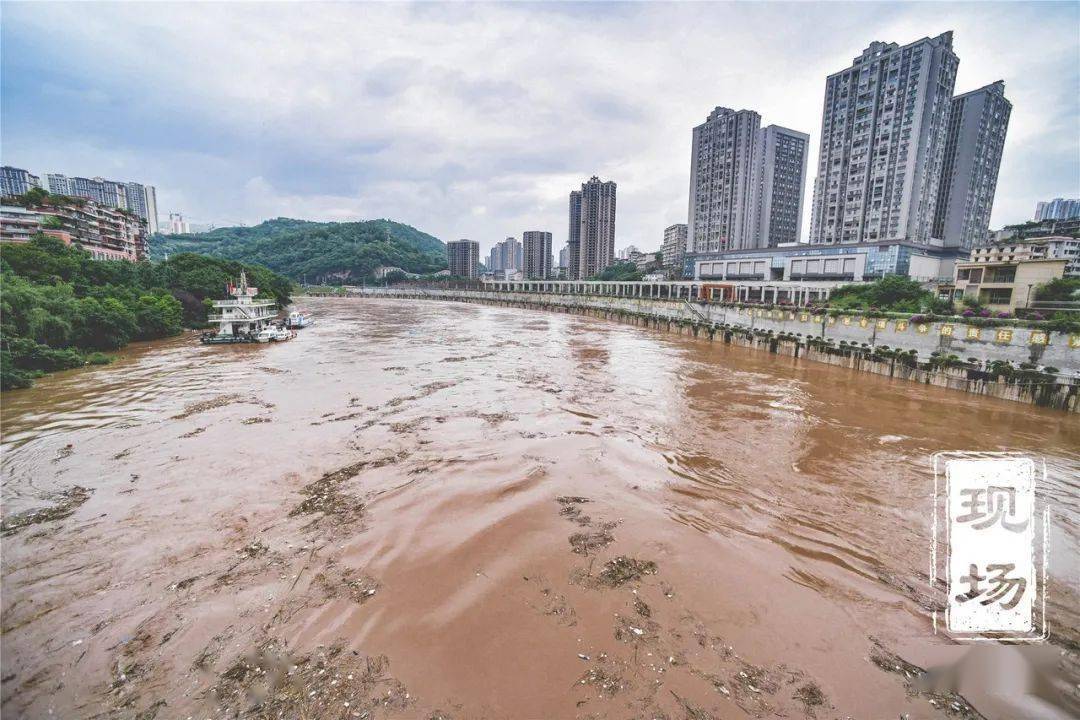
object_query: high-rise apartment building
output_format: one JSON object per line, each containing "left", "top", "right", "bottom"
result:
{"left": 809, "top": 32, "right": 959, "bottom": 245}
{"left": 1035, "top": 198, "right": 1080, "bottom": 221}
{"left": 1, "top": 166, "right": 41, "bottom": 197}
{"left": 567, "top": 190, "right": 582, "bottom": 280}
{"left": 123, "top": 182, "right": 159, "bottom": 234}
{"left": 488, "top": 236, "right": 522, "bottom": 272}
{"left": 753, "top": 125, "right": 810, "bottom": 246}
{"left": 687, "top": 107, "right": 761, "bottom": 253}
{"left": 522, "top": 231, "right": 553, "bottom": 279}
{"left": 661, "top": 224, "right": 688, "bottom": 275}
{"left": 932, "top": 80, "right": 1011, "bottom": 249}
{"left": 45, "top": 173, "right": 73, "bottom": 195}
{"left": 42, "top": 173, "right": 159, "bottom": 233}
{"left": 167, "top": 212, "right": 192, "bottom": 234}
{"left": 570, "top": 176, "right": 617, "bottom": 279}
{"left": 72, "top": 177, "right": 106, "bottom": 204}
{"left": 447, "top": 239, "right": 480, "bottom": 278}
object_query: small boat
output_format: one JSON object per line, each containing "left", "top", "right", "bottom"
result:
{"left": 286, "top": 310, "right": 314, "bottom": 329}
{"left": 256, "top": 326, "right": 293, "bottom": 343}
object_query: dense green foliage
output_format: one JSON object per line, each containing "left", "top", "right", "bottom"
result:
{"left": 828, "top": 276, "right": 952, "bottom": 313}
{"left": 6, "top": 186, "right": 88, "bottom": 209}
{"left": 1034, "top": 277, "right": 1080, "bottom": 302}
{"left": 151, "top": 217, "right": 447, "bottom": 283}
{"left": 1, "top": 235, "right": 292, "bottom": 390}
{"left": 591, "top": 262, "right": 643, "bottom": 282}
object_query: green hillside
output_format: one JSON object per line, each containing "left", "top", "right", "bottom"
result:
{"left": 151, "top": 218, "right": 447, "bottom": 282}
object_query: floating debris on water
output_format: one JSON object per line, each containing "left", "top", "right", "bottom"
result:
{"left": 1, "top": 486, "right": 93, "bottom": 536}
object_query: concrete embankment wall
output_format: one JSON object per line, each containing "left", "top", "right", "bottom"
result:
{"left": 343, "top": 288, "right": 1080, "bottom": 412}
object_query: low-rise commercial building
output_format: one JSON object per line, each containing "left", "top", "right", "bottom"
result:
{"left": 953, "top": 257, "right": 1066, "bottom": 311}
{"left": 691, "top": 241, "right": 965, "bottom": 283}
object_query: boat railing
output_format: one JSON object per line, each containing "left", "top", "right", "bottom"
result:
{"left": 207, "top": 311, "right": 276, "bottom": 323}
{"left": 211, "top": 299, "right": 277, "bottom": 308}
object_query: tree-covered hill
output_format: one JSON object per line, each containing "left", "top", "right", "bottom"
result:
{"left": 151, "top": 218, "right": 448, "bottom": 283}
{"left": 1, "top": 235, "right": 292, "bottom": 390}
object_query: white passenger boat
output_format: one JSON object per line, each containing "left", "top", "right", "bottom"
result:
{"left": 286, "top": 310, "right": 314, "bottom": 329}
{"left": 200, "top": 271, "right": 282, "bottom": 344}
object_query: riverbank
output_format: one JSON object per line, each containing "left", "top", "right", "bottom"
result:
{"left": 345, "top": 288, "right": 1080, "bottom": 412}
{"left": 2, "top": 297, "right": 1077, "bottom": 718}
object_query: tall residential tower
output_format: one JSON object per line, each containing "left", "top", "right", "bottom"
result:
{"left": 932, "top": 80, "right": 1011, "bottom": 249}
{"left": 447, "top": 239, "right": 480, "bottom": 278}
{"left": 752, "top": 125, "right": 810, "bottom": 247}
{"left": 687, "top": 107, "right": 761, "bottom": 253}
{"left": 809, "top": 32, "right": 959, "bottom": 245}
{"left": 522, "top": 231, "right": 553, "bottom": 279}
{"left": 569, "top": 177, "right": 617, "bottom": 279}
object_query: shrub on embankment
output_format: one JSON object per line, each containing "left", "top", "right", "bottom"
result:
{"left": 1, "top": 235, "right": 292, "bottom": 390}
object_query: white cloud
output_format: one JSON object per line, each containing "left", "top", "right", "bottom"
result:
{"left": 2, "top": 2, "right": 1077, "bottom": 258}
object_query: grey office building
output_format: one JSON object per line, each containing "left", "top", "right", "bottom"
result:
{"left": 687, "top": 107, "right": 761, "bottom": 253}
{"left": 447, "top": 239, "right": 480, "bottom": 279}
{"left": 570, "top": 176, "right": 617, "bottom": 279}
{"left": 522, "top": 231, "right": 553, "bottom": 279}
{"left": 932, "top": 80, "right": 1011, "bottom": 249}
{"left": 753, "top": 125, "right": 809, "bottom": 246}
{"left": 809, "top": 32, "right": 959, "bottom": 245}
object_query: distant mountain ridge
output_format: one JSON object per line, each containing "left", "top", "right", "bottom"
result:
{"left": 150, "top": 217, "right": 447, "bottom": 282}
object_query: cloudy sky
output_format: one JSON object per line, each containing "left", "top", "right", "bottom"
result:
{"left": 2, "top": 2, "right": 1078, "bottom": 258}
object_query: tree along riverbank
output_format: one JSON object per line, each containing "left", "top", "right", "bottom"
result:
{"left": 1, "top": 235, "right": 292, "bottom": 390}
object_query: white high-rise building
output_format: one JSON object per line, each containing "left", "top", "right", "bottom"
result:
{"left": 932, "top": 80, "right": 1011, "bottom": 249}
{"left": 167, "top": 212, "right": 190, "bottom": 234}
{"left": 522, "top": 231, "right": 553, "bottom": 279}
{"left": 809, "top": 32, "right": 959, "bottom": 245}
{"left": 687, "top": 107, "right": 761, "bottom": 253}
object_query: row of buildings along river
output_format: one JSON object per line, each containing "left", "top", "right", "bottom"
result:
{"left": 445, "top": 30, "right": 1078, "bottom": 314}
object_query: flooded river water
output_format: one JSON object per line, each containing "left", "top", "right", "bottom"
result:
{"left": 2, "top": 297, "right": 1078, "bottom": 719}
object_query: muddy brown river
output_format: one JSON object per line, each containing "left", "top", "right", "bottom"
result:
{"left": 2, "top": 297, "right": 1078, "bottom": 719}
